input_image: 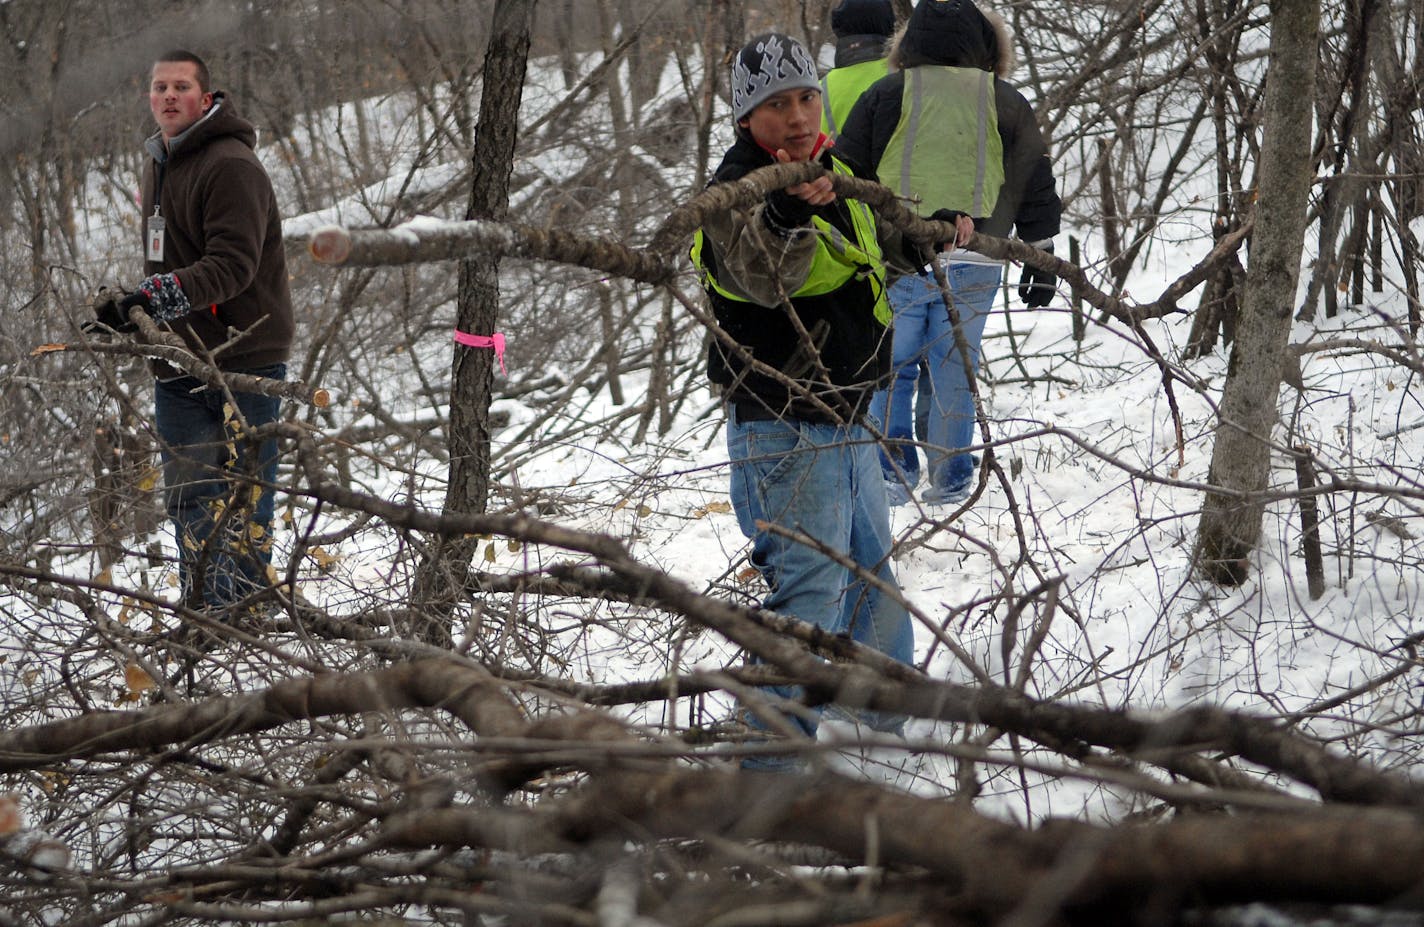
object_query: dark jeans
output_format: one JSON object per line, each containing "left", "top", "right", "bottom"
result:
{"left": 155, "top": 364, "right": 285, "bottom": 611}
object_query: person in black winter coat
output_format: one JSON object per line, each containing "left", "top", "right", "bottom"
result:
{"left": 692, "top": 31, "right": 970, "bottom": 771}
{"left": 820, "top": 0, "right": 896, "bottom": 138}
{"left": 837, "top": 0, "right": 1062, "bottom": 506}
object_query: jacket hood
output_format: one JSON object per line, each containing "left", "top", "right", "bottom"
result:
{"left": 144, "top": 92, "right": 258, "bottom": 163}
{"left": 889, "top": 0, "right": 1015, "bottom": 76}
{"left": 831, "top": 0, "right": 895, "bottom": 38}
{"left": 832, "top": 32, "right": 891, "bottom": 68}
{"left": 718, "top": 130, "right": 775, "bottom": 181}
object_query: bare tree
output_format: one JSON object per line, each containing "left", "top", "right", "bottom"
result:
{"left": 1195, "top": 0, "right": 1322, "bottom": 584}
{"left": 412, "top": 0, "right": 538, "bottom": 637}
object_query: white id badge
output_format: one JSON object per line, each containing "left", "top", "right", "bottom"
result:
{"left": 146, "top": 214, "right": 166, "bottom": 262}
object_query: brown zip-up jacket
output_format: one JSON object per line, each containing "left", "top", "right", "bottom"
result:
{"left": 139, "top": 92, "right": 293, "bottom": 375}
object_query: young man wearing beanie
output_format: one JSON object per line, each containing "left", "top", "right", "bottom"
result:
{"left": 838, "top": 0, "right": 1062, "bottom": 507}
{"left": 690, "top": 31, "right": 972, "bottom": 770}
{"left": 820, "top": 0, "right": 897, "bottom": 138}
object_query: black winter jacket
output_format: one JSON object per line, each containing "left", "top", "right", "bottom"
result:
{"left": 834, "top": 2, "right": 1061, "bottom": 242}
{"left": 697, "top": 134, "right": 929, "bottom": 423}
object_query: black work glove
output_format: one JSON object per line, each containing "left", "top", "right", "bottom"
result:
{"left": 81, "top": 289, "right": 141, "bottom": 335}
{"left": 119, "top": 290, "right": 151, "bottom": 313}
{"left": 762, "top": 187, "right": 816, "bottom": 237}
{"left": 1018, "top": 241, "right": 1056, "bottom": 308}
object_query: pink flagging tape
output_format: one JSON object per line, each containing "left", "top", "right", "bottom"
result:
{"left": 453, "top": 329, "right": 507, "bottom": 374}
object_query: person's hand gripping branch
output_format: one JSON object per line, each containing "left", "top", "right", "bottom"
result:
{"left": 83, "top": 273, "right": 194, "bottom": 336}
{"left": 762, "top": 146, "right": 837, "bottom": 236}
{"left": 928, "top": 207, "right": 975, "bottom": 251}
{"left": 82, "top": 288, "right": 139, "bottom": 335}
{"left": 122, "top": 272, "right": 193, "bottom": 322}
{"left": 776, "top": 145, "right": 836, "bottom": 205}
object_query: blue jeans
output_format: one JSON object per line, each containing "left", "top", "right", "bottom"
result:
{"left": 869, "top": 263, "right": 1002, "bottom": 494}
{"left": 155, "top": 364, "right": 285, "bottom": 611}
{"left": 726, "top": 407, "right": 914, "bottom": 762}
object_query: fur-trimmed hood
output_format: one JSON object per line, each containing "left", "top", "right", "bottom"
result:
{"left": 888, "top": 0, "right": 1015, "bottom": 77}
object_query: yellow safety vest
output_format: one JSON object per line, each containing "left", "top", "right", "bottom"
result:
{"left": 878, "top": 67, "right": 1004, "bottom": 218}
{"left": 820, "top": 58, "right": 890, "bottom": 138}
{"left": 691, "top": 156, "right": 890, "bottom": 326}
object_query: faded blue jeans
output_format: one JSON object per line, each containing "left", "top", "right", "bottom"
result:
{"left": 155, "top": 364, "right": 284, "bottom": 612}
{"left": 726, "top": 406, "right": 914, "bottom": 766}
{"left": 869, "top": 262, "right": 1002, "bottom": 495}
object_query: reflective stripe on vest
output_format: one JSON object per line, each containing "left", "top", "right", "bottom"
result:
{"left": 690, "top": 157, "right": 890, "bottom": 326}
{"left": 820, "top": 58, "right": 890, "bottom": 138}
{"left": 878, "top": 67, "right": 1004, "bottom": 218}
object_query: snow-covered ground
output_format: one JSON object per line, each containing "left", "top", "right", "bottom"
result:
{"left": 7, "top": 37, "right": 1422, "bottom": 844}
{"left": 448, "top": 248, "right": 1423, "bottom": 819}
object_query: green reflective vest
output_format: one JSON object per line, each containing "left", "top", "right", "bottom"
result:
{"left": 878, "top": 67, "right": 1005, "bottom": 218}
{"left": 690, "top": 156, "right": 890, "bottom": 326}
{"left": 820, "top": 58, "right": 890, "bottom": 138}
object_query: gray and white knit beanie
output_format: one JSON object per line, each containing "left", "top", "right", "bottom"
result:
{"left": 730, "top": 32, "right": 820, "bottom": 121}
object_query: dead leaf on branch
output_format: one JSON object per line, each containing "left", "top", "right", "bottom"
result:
{"left": 124, "top": 662, "right": 157, "bottom": 695}
{"left": 308, "top": 546, "right": 341, "bottom": 572}
{"left": 0, "top": 794, "right": 21, "bottom": 835}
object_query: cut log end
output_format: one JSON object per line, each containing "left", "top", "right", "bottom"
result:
{"left": 309, "top": 225, "right": 352, "bottom": 264}
{"left": 312, "top": 388, "right": 332, "bottom": 409}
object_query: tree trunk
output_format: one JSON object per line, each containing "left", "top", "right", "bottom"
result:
{"left": 412, "top": 0, "right": 537, "bottom": 632}
{"left": 1195, "top": 0, "right": 1320, "bottom": 585}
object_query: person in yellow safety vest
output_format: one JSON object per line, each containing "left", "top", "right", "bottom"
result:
{"left": 691, "top": 31, "right": 972, "bottom": 772}
{"left": 820, "top": 0, "right": 895, "bottom": 140}
{"left": 822, "top": 0, "right": 938, "bottom": 470}
{"left": 837, "top": 0, "right": 1062, "bottom": 507}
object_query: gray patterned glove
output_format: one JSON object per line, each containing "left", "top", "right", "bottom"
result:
{"left": 130, "top": 273, "right": 192, "bottom": 322}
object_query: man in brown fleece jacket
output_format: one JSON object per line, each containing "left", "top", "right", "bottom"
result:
{"left": 98, "top": 50, "right": 294, "bottom": 616}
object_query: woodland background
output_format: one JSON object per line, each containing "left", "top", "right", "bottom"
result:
{"left": 2, "top": 1, "right": 1424, "bottom": 925}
